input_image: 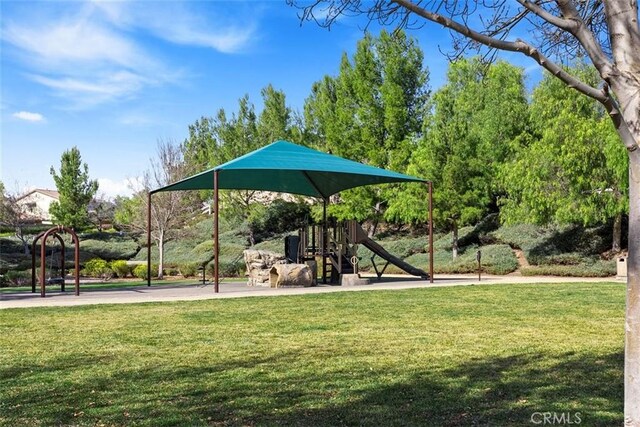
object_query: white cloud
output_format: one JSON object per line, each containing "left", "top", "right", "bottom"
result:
{"left": 30, "top": 71, "right": 153, "bottom": 108}
{"left": 97, "top": 177, "right": 142, "bottom": 198}
{"left": 3, "top": 19, "right": 141, "bottom": 69}
{"left": 2, "top": 1, "right": 255, "bottom": 108}
{"left": 92, "top": 1, "right": 257, "bottom": 53}
{"left": 12, "top": 111, "right": 45, "bottom": 122}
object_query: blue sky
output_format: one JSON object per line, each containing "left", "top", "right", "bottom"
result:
{"left": 1, "top": 0, "right": 540, "bottom": 198}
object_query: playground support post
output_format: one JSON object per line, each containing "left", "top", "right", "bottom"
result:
{"left": 147, "top": 191, "right": 151, "bottom": 287}
{"left": 322, "top": 198, "right": 327, "bottom": 284}
{"left": 428, "top": 181, "right": 434, "bottom": 283}
{"left": 72, "top": 232, "right": 80, "bottom": 296}
{"left": 214, "top": 169, "right": 220, "bottom": 293}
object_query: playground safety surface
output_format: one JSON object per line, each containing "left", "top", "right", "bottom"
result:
{"left": 1, "top": 274, "right": 621, "bottom": 309}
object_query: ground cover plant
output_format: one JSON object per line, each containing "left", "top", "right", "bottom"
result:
{"left": 0, "top": 282, "right": 623, "bottom": 426}
{"left": 0, "top": 216, "right": 620, "bottom": 285}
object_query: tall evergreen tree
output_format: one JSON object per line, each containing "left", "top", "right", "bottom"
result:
{"left": 386, "top": 58, "right": 529, "bottom": 257}
{"left": 49, "top": 146, "right": 98, "bottom": 230}
{"left": 304, "top": 30, "right": 429, "bottom": 234}
{"left": 257, "top": 84, "right": 292, "bottom": 143}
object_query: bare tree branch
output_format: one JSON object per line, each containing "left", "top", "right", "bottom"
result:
{"left": 555, "top": 1, "right": 613, "bottom": 76}
{"left": 516, "top": 0, "right": 574, "bottom": 30}
{"left": 392, "top": 0, "right": 608, "bottom": 103}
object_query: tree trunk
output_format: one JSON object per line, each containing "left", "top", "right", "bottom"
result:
{"left": 452, "top": 221, "right": 458, "bottom": 259}
{"left": 367, "top": 219, "right": 378, "bottom": 238}
{"left": 604, "top": 55, "right": 640, "bottom": 425}
{"left": 625, "top": 155, "right": 640, "bottom": 426}
{"left": 613, "top": 213, "right": 622, "bottom": 253}
{"left": 17, "top": 227, "right": 29, "bottom": 255}
{"left": 157, "top": 231, "right": 165, "bottom": 279}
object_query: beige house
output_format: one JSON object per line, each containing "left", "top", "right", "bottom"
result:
{"left": 15, "top": 189, "right": 60, "bottom": 223}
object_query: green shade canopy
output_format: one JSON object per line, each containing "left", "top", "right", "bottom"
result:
{"left": 152, "top": 140, "right": 426, "bottom": 198}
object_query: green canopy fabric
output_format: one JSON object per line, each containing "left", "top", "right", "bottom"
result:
{"left": 152, "top": 141, "right": 425, "bottom": 198}
{"left": 152, "top": 140, "right": 425, "bottom": 198}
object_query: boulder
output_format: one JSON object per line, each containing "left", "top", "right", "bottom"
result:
{"left": 269, "top": 264, "right": 314, "bottom": 288}
{"left": 243, "top": 249, "right": 287, "bottom": 286}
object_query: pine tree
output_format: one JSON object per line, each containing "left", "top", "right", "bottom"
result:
{"left": 49, "top": 146, "right": 98, "bottom": 230}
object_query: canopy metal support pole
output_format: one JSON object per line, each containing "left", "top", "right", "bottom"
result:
{"left": 322, "top": 198, "right": 327, "bottom": 284}
{"left": 147, "top": 192, "right": 151, "bottom": 287}
{"left": 428, "top": 181, "right": 434, "bottom": 283}
{"left": 214, "top": 170, "right": 220, "bottom": 293}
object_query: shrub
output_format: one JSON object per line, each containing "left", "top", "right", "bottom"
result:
{"left": 83, "top": 258, "right": 109, "bottom": 277}
{"left": 100, "top": 267, "right": 114, "bottom": 281}
{"left": 248, "top": 200, "right": 311, "bottom": 241}
{"left": 110, "top": 260, "right": 130, "bottom": 278}
{"left": 0, "top": 270, "right": 30, "bottom": 287}
{"left": 166, "top": 266, "right": 180, "bottom": 277}
{"left": 179, "top": 263, "right": 199, "bottom": 278}
{"left": 80, "top": 233, "right": 139, "bottom": 260}
{"left": 521, "top": 260, "right": 615, "bottom": 277}
{"left": 206, "top": 258, "right": 245, "bottom": 278}
{"left": 477, "top": 244, "right": 519, "bottom": 275}
{"left": 403, "top": 244, "right": 518, "bottom": 275}
{"left": 132, "top": 264, "right": 149, "bottom": 280}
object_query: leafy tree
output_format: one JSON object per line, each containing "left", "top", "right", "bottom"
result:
{"left": 386, "top": 58, "right": 528, "bottom": 257}
{"left": 304, "top": 30, "right": 429, "bottom": 234}
{"left": 49, "top": 146, "right": 98, "bottom": 230}
{"left": 140, "top": 140, "right": 195, "bottom": 279}
{"left": 500, "top": 65, "right": 628, "bottom": 251}
{"left": 89, "top": 194, "right": 116, "bottom": 232}
{"left": 257, "top": 84, "right": 293, "bottom": 143}
{"left": 0, "top": 182, "right": 34, "bottom": 254}
{"left": 182, "top": 116, "right": 218, "bottom": 174}
{"left": 113, "top": 195, "right": 141, "bottom": 232}
{"left": 292, "top": 0, "right": 640, "bottom": 417}
{"left": 182, "top": 88, "right": 299, "bottom": 222}
{"left": 247, "top": 199, "right": 312, "bottom": 243}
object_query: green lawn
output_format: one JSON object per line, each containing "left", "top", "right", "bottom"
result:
{"left": 0, "top": 282, "right": 624, "bottom": 426}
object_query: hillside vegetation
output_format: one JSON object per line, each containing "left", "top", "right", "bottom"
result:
{"left": 1, "top": 212, "right": 619, "bottom": 287}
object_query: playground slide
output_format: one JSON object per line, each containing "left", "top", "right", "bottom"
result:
{"left": 352, "top": 224, "right": 429, "bottom": 279}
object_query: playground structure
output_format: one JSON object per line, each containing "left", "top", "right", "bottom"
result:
{"left": 148, "top": 140, "right": 434, "bottom": 292}
{"left": 31, "top": 225, "right": 80, "bottom": 297}
{"left": 292, "top": 220, "right": 430, "bottom": 284}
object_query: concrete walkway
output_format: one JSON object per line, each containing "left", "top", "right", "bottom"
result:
{"left": 0, "top": 274, "right": 621, "bottom": 310}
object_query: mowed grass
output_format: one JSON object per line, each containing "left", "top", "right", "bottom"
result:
{"left": 0, "top": 283, "right": 624, "bottom": 426}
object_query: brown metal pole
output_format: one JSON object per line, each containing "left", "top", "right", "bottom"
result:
{"left": 40, "top": 231, "right": 53, "bottom": 298}
{"left": 322, "top": 198, "right": 327, "bottom": 284}
{"left": 428, "top": 181, "right": 434, "bottom": 283}
{"left": 147, "top": 191, "right": 151, "bottom": 287}
{"left": 31, "top": 236, "right": 38, "bottom": 293}
{"left": 214, "top": 170, "right": 220, "bottom": 293}
{"left": 60, "top": 236, "right": 66, "bottom": 292}
{"left": 40, "top": 235, "right": 46, "bottom": 297}
{"left": 72, "top": 230, "right": 80, "bottom": 296}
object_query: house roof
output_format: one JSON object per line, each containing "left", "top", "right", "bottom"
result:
{"left": 152, "top": 140, "right": 426, "bottom": 198}
{"left": 17, "top": 188, "right": 60, "bottom": 201}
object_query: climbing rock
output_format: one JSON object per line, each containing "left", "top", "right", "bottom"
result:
{"left": 269, "top": 264, "right": 314, "bottom": 288}
{"left": 243, "top": 249, "right": 287, "bottom": 286}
